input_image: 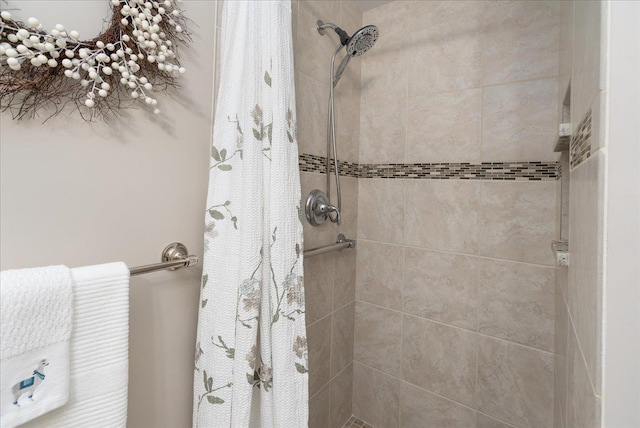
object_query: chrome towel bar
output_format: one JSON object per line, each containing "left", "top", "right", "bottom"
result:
{"left": 304, "top": 234, "right": 356, "bottom": 258}
{"left": 130, "top": 242, "right": 199, "bottom": 276}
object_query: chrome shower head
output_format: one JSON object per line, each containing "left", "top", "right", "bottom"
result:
{"left": 317, "top": 21, "right": 380, "bottom": 87}
{"left": 317, "top": 21, "right": 379, "bottom": 56}
{"left": 346, "top": 25, "right": 379, "bottom": 57}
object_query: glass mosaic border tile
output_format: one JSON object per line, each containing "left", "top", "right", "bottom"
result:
{"left": 570, "top": 109, "right": 592, "bottom": 170}
{"left": 299, "top": 153, "right": 558, "bottom": 181}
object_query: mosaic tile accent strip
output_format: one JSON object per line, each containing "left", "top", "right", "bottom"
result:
{"left": 343, "top": 415, "right": 373, "bottom": 428}
{"left": 299, "top": 153, "right": 359, "bottom": 177}
{"left": 299, "top": 154, "right": 558, "bottom": 181}
{"left": 358, "top": 161, "right": 558, "bottom": 180}
{"left": 570, "top": 109, "right": 592, "bottom": 169}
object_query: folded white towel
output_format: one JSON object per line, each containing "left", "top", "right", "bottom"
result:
{"left": 0, "top": 265, "right": 73, "bottom": 428}
{"left": 20, "top": 262, "right": 130, "bottom": 428}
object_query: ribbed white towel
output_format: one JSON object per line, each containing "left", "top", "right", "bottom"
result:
{"left": 20, "top": 263, "right": 130, "bottom": 428}
{"left": 0, "top": 265, "right": 73, "bottom": 428}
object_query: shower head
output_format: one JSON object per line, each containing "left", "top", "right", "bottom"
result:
{"left": 346, "top": 25, "right": 379, "bottom": 57}
{"left": 317, "top": 21, "right": 379, "bottom": 87}
{"left": 316, "top": 20, "right": 379, "bottom": 56}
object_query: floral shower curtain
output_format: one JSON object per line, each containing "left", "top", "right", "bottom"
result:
{"left": 193, "top": 1, "right": 307, "bottom": 427}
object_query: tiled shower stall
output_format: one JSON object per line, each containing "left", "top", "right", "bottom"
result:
{"left": 214, "top": 1, "right": 609, "bottom": 427}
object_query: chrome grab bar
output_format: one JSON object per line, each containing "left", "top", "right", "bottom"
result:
{"left": 129, "top": 234, "right": 356, "bottom": 276}
{"left": 303, "top": 234, "right": 356, "bottom": 258}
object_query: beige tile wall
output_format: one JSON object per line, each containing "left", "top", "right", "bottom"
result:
{"left": 293, "top": 1, "right": 362, "bottom": 427}
{"left": 554, "top": 2, "right": 608, "bottom": 427}
{"left": 353, "top": 2, "right": 560, "bottom": 428}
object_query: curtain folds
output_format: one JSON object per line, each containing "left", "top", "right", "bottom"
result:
{"left": 193, "top": 1, "right": 308, "bottom": 427}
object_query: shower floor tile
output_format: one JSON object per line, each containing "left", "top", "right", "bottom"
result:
{"left": 343, "top": 415, "right": 373, "bottom": 428}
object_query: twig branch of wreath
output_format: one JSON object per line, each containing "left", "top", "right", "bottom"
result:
{"left": 0, "top": 0, "right": 191, "bottom": 121}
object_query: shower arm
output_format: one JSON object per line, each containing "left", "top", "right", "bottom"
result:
{"left": 317, "top": 20, "right": 350, "bottom": 46}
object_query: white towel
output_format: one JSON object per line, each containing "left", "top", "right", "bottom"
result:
{"left": 0, "top": 265, "right": 73, "bottom": 428}
{"left": 20, "top": 262, "right": 130, "bottom": 428}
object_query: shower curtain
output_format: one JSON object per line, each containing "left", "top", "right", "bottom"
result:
{"left": 193, "top": 1, "right": 307, "bottom": 427}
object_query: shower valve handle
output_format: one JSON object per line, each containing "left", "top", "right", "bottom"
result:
{"left": 305, "top": 189, "right": 342, "bottom": 226}
{"left": 317, "top": 201, "right": 342, "bottom": 226}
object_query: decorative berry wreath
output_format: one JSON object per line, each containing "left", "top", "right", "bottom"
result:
{"left": 0, "top": 0, "right": 190, "bottom": 121}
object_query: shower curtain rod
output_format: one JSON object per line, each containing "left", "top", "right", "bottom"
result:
{"left": 131, "top": 235, "right": 356, "bottom": 276}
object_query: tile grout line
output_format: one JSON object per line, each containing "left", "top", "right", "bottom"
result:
{"left": 364, "top": 72, "right": 563, "bottom": 102}
{"left": 353, "top": 298, "right": 556, "bottom": 357}
{"left": 564, "top": 295, "right": 601, "bottom": 398}
{"left": 356, "top": 237, "right": 557, "bottom": 269}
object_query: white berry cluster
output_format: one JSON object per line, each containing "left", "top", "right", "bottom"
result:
{"left": 0, "top": 0, "right": 187, "bottom": 115}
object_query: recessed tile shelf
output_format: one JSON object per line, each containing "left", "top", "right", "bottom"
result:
{"left": 551, "top": 240, "right": 569, "bottom": 266}
{"left": 554, "top": 122, "right": 572, "bottom": 152}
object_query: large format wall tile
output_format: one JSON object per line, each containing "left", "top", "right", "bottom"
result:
{"left": 408, "top": 0, "right": 484, "bottom": 40}
{"left": 308, "top": 315, "right": 333, "bottom": 397}
{"left": 333, "top": 249, "right": 356, "bottom": 310}
{"left": 360, "top": 29, "right": 408, "bottom": 104}
{"left": 363, "top": 0, "right": 410, "bottom": 35}
{"left": 400, "top": 382, "right": 476, "bottom": 428}
{"left": 406, "top": 89, "right": 482, "bottom": 163}
{"left": 357, "top": 179, "right": 405, "bottom": 244}
{"left": 408, "top": 27, "right": 482, "bottom": 97}
{"left": 482, "top": 78, "right": 558, "bottom": 162}
{"left": 330, "top": 364, "right": 353, "bottom": 428}
{"left": 568, "top": 151, "right": 606, "bottom": 393}
{"left": 352, "top": 363, "right": 400, "bottom": 428}
{"left": 355, "top": 240, "right": 403, "bottom": 309}
{"left": 304, "top": 255, "right": 335, "bottom": 325}
{"left": 481, "top": 1, "right": 559, "bottom": 85}
{"left": 405, "top": 180, "right": 480, "bottom": 254}
{"left": 566, "top": 325, "right": 600, "bottom": 428}
{"left": 295, "top": 70, "right": 329, "bottom": 158}
{"left": 477, "top": 257, "right": 555, "bottom": 352}
{"left": 309, "top": 383, "right": 330, "bottom": 428}
{"left": 352, "top": 3, "right": 563, "bottom": 428}
{"left": 403, "top": 248, "right": 478, "bottom": 330}
{"left": 477, "top": 336, "right": 554, "bottom": 428}
{"left": 571, "top": 0, "right": 606, "bottom": 127}
{"left": 554, "top": 277, "right": 569, "bottom": 428}
{"left": 402, "top": 315, "right": 477, "bottom": 407}
{"left": 476, "top": 413, "right": 515, "bottom": 428}
{"left": 354, "top": 301, "right": 402, "bottom": 377}
{"left": 558, "top": 0, "right": 574, "bottom": 112}
{"left": 360, "top": 97, "right": 406, "bottom": 164}
{"left": 338, "top": 0, "right": 363, "bottom": 101}
{"left": 331, "top": 301, "right": 355, "bottom": 377}
{"left": 336, "top": 92, "right": 361, "bottom": 164}
{"left": 477, "top": 181, "right": 556, "bottom": 266}
{"left": 296, "top": 0, "right": 341, "bottom": 85}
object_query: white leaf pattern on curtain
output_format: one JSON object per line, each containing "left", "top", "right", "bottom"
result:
{"left": 193, "top": 1, "right": 307, "bottom": 427}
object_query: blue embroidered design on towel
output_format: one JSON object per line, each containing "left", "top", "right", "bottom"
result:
{"left": 19, "top": 377, "right": 35, "bottom": 389}
{"left": 12, "top": 359, "right": 49, "bottom": 406}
